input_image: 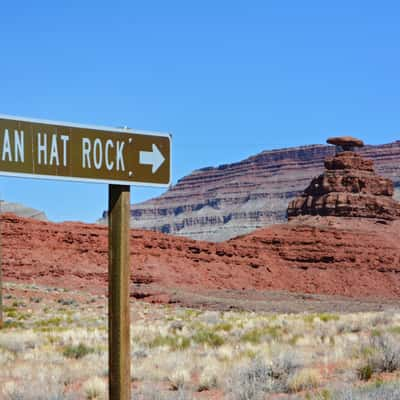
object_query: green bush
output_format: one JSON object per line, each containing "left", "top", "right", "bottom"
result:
{"left": 192, "top": 330, "right": 224, "bottom": 347}
{"left": 63, "top": 343, "right": 95, "bottom": 359}
{"left": 317, "top": 313, "right": 339, "bottom": 323}
{"left": 149, "top": 335, "right": 191, "bottom": 351}
{"left": 215, "top": 322, "right": 233, "bottom": 332}
{"left": 6, "top": 310, "right": 18, "bottom": 318}
{"left": 241, "top": 328, "right": 263, "bottom": 344}
{"left": 240, "top": 326, "right": 282, "bottom": 344}
{"left": 34, "top": 317, "right": 63, "bottom": 328}
{"left": 357, "top": 363, "right": 373, "bottom": 381}
{"left": 389, "top": 326, "right": 400, "bottom": 335}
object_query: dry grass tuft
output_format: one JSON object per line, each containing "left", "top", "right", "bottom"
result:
{"left": 82, "top": 376, "right": 106, "bottom": 400}
{"left": 287, "top": 367, "right": 322, "bottom": 392}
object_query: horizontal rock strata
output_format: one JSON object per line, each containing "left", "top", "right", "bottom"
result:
{"left": 119, "top": 141, "right": 400, "bottom": 241}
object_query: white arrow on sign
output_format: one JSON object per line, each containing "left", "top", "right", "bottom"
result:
{"left": 139, "top": 144, "right": 165, "bottom": 174}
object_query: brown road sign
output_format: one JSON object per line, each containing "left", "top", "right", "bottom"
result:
{"left": 0, "top": 114, "right": 171, "bottom": 186}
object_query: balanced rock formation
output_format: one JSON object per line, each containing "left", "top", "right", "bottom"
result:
{"left": 287, "top": 137, "right": 400, "bottom": 221}
{"left": 327, "top": 136, "right": 364, "bottom": 152}
{"left": 110, "top": 140, "right": 400, "bottom": 242}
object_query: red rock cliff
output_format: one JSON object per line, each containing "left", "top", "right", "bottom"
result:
{"left": 3, "top": 213, "right": 400, "bottom": 299}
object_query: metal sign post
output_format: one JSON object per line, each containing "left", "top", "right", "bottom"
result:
{"left": 0, "top": 114, "right": 172, "bottom": 396}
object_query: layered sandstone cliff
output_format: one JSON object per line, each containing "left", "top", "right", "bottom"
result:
{"left": 124, "top": 141, "right": 400, "bottom": 241}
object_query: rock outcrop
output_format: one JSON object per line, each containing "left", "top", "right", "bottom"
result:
{"left": 287, "top": 138, "right": 400, "bottom": 220}
{"left": 2, "top": 213, "right": 400, "bottom": 300}
{"left": 327, "top": 136, "right": 364, "bottom": 151}
{"left": 119, "top": 140, "right": 400, "bottom": 241}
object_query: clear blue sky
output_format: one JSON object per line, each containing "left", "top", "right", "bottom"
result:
{"left": 0, "top": 1, "right": 399, "bottom": 222}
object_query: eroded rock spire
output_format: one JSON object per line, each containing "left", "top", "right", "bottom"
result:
{"left": 287, "top": 136, "right": 400, "bottom": 220}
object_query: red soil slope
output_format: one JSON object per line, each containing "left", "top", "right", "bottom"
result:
{"left": 2, "top": 213, "right": 400, "bottom": 300}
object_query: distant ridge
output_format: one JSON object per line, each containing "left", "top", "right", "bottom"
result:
{"left": 0, "top": 201, "right": 47, "bottom": 221}
{"left": 101, "top": 140, "right": 400, "bottom": 241}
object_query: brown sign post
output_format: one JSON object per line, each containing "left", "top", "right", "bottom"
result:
{"left": 0, "top": 114, "right": 171, "bottom": 400}
{"left": 108, "top": 184, "right": 131, "bottom": 400}
{"left": 0, "top": 221, "right": 2, "bottom": 330}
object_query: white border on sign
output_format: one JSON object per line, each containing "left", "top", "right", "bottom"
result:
{"left": 0, "top": 114, "right": 172, "bottom": 187}
{"left": 0, "top": 170, "right": 172, "bottom": 188}
{"left": 0, "top": 113, "right": 171, "bottom": 138}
